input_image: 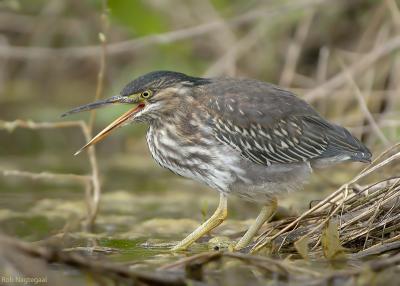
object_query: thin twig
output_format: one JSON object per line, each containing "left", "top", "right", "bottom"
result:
{"left": 0, "top": 234, "right": 186, "bottom": 286}
{"left": 204, "top": 19, "right": 268, "bottom": 77}
{"left": 338, "top": 58, "right": 390, "bottom": 146}
{"left": 84, "top": 0, "right": 109, "bottom": 228}
{"left": 386, "top": 0, "right": 400, "bottom": 29}
{"left": 0, "top": 119, "right": 86, "bottom": 131}
{"left": 304, "top": 35, "right": 400, "bottom": 102}
{"left": 1, "top": 170, "right": 90, "bottom": 185}
{"left": 252, "top": 144, "right": 400, "bottom": 253}
{"left": 0, "top": 119, "right": 100, "bottom": 227}
{"left": 0, "top": 0, "right": 326, "bottom": 60}
{"left": 279, "top": 10, "right": 314, "bottom": 87}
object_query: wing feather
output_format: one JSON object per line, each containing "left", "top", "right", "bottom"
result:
{"left": 201, "top": 78, "right": 371, "bottom": 166}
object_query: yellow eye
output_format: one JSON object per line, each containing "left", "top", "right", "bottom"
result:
{"left": 140, "top": 90, "right": 152, "bottom": 99}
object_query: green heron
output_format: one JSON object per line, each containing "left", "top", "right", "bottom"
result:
{"left": 63, "top": 71, "right": 371, "bottom": 251}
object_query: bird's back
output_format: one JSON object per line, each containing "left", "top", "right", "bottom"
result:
{"left": 199, "top": 77, "right": 371, "bottom": 167}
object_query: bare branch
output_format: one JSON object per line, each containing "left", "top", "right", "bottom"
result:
{"left": 1, "top": 170, "right": 91, "bottom": 185}
{"left": 0, "top": 119, "right": 86, "bottom": 131}
{"left": 338, "top": 59, "right": 390, "bottom": 146}
{"left": 252, "top": 143, "right": 400, "bottom": 253}
{"left": 386, "top": 0, "right": 400, "bottom": 29}
{"left": 0, "top": 119, "right": 100, "bottom": 227}
{"left": 85, "top": 0, "right": 109, "bottom": 227}
{"left": 0, "top": 234, "right": 186, "bottom": 286}
{"left": 304, "top": 35, "right": 400, "bottom": 102}
{"left": 279, "top": 10, "right": 315, "bottom": 87}
{"left": 0, "top": 0, "right": 327, "bottom": 60}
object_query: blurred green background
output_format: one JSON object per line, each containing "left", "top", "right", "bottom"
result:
{"left": 0, "top": 0, "right": 399, "bottom": 251}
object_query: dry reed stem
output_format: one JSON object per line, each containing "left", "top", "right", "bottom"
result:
{"left": 160, "top": 251, "right": 320, "bottom": 277}
{"left": 387, "top": 0, "right": 400, "bottom": 29}
{"left": 265, "top": 184, "right": 399, "bottom": 254}
{"left": 351, "top": 14, "right": 387, "bottom": 142}
{"left": 340, "top": 184, "right": 399, "bottom": 230}
{"left": 279, "top": 10, "right": 314, "bottom": 87}
{"left": 0, "top": 0, "right": 326, "bottom": 60}
{"left": 252, "top": 144, "right": 400, "bottom": 253}
{"left": 0, "top": 119, "right": 85, "bottom": 131}
{"left": 205, "top": 3, "right": 321, "bottom": 77}
{"left": 196, "top": 1, "right": 238, "bottom": 76}
{"left": 252, "top": 184, "right": 345, "bottom": 252}
{"left": 1, "top": 170, "right": 90, "bottom": 185}
{"left": 0, "top": 234, "right": 186, "bottom": 286}
{"left": 316, "top": 47, "right": 330, "bottom": 84}
{"left": 304, "top": 35, "right": 400, "bottom": 102}
{"left": 204, "top": 19, "right": 268, "bottom": 77}
{"left": 338, "top": 59, "right": 390, "bottom": 146}
{"left": 203, "top": 1, "right": 321, "bottom": 77}
{"left": 159, "top": 250, "right": 400, "bottom": 284}
{"left": 84, "top": 0, "right": 109, "bottom": 228}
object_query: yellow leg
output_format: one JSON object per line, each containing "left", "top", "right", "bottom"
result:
{"left": 234, "top": 198, "right": 277, "bottom": 251}
{"left": 171, "top": 193, "right": 228, "bottom": 251}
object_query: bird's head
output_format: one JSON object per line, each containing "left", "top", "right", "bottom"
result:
{"left": 62, "top": 71, "right": 209, "bottom": 154}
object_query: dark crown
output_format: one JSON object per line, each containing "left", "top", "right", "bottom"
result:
{"left": 120, "top": 70, "right": 210, "bottom": 96}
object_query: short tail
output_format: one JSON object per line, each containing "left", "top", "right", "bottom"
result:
{"left": 323, "top": 123, "right": 372, "bottom": 163}
{"left": 303, "top": 116, "right": 372, "bottom": 163}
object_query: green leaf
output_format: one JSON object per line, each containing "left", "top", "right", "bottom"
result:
{"left": 294, "top": 235, "right": 309, "bottom": 259}
{"left": 321, "top": 219, "right": 346, "bottom": 260}
{"left": 108, "top": 0, "right": 166, "bottom": 35}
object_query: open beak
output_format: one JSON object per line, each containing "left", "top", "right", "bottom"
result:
{"left": 62, "top": 95, "right": 144, "bottom": 155}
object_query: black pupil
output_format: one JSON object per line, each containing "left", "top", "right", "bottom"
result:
{"left": 143, "top": 92, "right": 149, "bottom": 97}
